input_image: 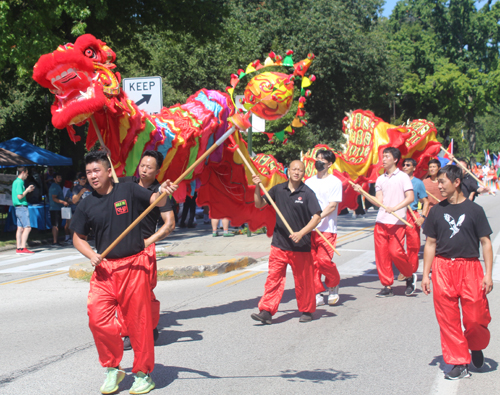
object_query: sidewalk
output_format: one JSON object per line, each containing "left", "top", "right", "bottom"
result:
{"left": 69, "top": 222, "right": 272, "bottom": 280}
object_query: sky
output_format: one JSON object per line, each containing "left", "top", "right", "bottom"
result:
{"left": 381, "top": 0, "right": 498, "bottom": 18}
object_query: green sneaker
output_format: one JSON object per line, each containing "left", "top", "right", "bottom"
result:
{"left": 100, "top": 367, "right": 125, "bottom": 394}
{"left": 222, "top": 232, "right": 234, "bottom": 237}
{"left": 129, "top": 372, "right": 155, "bottom": 394}
{"left": 212, "top": 231, "right": 218, "bottom": 237}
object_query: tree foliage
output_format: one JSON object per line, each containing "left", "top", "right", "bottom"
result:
{"left": 0, "top": 0, "right": 499, "bottom": 169}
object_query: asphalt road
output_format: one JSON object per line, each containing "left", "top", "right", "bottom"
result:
{"left": 0, "top": 195, "right": 499, "bottom": 394}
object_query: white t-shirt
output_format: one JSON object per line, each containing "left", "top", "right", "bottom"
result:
{"left": 305, "top": 174, "right": 343, "bottom": 233}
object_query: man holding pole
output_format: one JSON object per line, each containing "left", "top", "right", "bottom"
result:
{"left": 353, "top": 147, "right": 415, "bottom": 297}
{"left": 424, "top": 159, "right": 443, "bottom": 209}
{"left": 251, "top": 160, "right": 321, "bottom": 324}
{"left": 422, "top": 165, "right": 493, "bottom": 380}
{"left": 120, "top": 150, "right": 176, "bottom": 351}
{"left": 304, "top": 150, "right": 343, "bottom": 306}
{"left": 401, "top": 158, "right": 429, "bottom": 283}
{"left": 457, "top": 158, "right": 490, "bottom": 201}
{"left": 70, "top": 151, "right": 177, "bottom": 395}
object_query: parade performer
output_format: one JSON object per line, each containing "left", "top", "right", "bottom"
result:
{"left": 119, "top": 150, "right": 176, "bottom": 351}
{"left": 251, "top": 160, "right": 321, "bottom": 324}
{"left": 400, "top": 158, "right": 429, "bottom": 283}
{"left": 424, "top": 159, "right": 443, "bottom": 208}
{"left": 422, "top": 165, "right": 493, "bottom": 380}
{"left": 71, "top": 151, "right": 177, "bottom": 394}
{"left": 457, "top": 158, "right": 490, "bottom": 201}
{"left": 304, "top": 150, "right": 343, "bottom": 306}
{"left": 353, "top": 147, "right": 416, "bottom": 297}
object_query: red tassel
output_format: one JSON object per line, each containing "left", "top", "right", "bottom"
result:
{"left": 286, "top": 50, "right": 294, "bottom": 55}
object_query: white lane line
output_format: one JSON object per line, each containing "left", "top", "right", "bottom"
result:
{"left": 429, "top": 368, "right": 459, "bottom": 395}
{"left": 248, "top": 251, "right": 379, "bottom": 277}
{"left": 0, "top": 256, "right": 84, "bottom": 273}
{"left": 0, "top": 252, "right": 61, "bottom": 268}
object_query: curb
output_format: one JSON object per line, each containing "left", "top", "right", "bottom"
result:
{"left": 69, "top": 256, "right": 257, "bottom": 281}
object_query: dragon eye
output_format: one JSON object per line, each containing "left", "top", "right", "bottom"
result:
{"left": 84, "top": 48, "right": 97, "bottom": 58}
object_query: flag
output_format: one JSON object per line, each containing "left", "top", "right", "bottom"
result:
{"left": 492, "top": 153, "right": 498, "bottom": 167}
{"left": 461, "top": 129, "right": 465, "bottom": 142}
{"left": 443, "top": 139, "right": 453, "bottom": 159}
{"left": 484, "top": 149, "right": 489, "bottom": 164}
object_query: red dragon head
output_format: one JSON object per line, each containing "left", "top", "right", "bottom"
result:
{"left": 33, "top": 34, "right": 121, "bottom": 141}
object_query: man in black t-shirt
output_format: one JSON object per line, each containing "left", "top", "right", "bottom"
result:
{"left": 70, "top": 151, "right": 177, "bottom": 395}
{"left": 457, "top": 158, "right": 489, "bottom": 201}
{"left": 118, "top": 150, "right": 175, "bottom": 350}
{"left": 422, "top": 165, "right": 493, "bottom": 381}
{"left": 251, "top": 160, "right": 322, "bottom": 324}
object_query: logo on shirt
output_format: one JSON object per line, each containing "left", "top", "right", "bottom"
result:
{"left": 444, "top": 213, "right": 465, "bottom": 238}
{"left": 295, "top": 196, "right": 304, "bottom": 204}
{"left": 114, "top": 200, "right": 129, "bottom": 215}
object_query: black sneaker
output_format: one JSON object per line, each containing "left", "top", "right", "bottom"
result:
{"left": 444, "top": 364, "right": 470, "bottom": 380}
{"left": 123, "top": 336, "right": 132, "bottom": 351}
{"left": 299, "top": 312, "right": 313, "bottom": 323}
{"left": 153, "top": 327, "right": 159, "bottom": 343}
{"left": 471, "top": 350, "right": 484, "bottom": 368}
{"left": 179, "top": 223, "right": 187, "bottom": 228}
{"left": 251, "top": 310, "right": 272, "bottom": 325}
{"left": 376, "top": 287, "right": 393, "bottom": 298}
{"left": 405, "top": 273, "right": 417, "bottom": 296}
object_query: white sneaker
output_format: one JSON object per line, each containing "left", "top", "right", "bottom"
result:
{"left": 352, "top": 213, "right": 357, "bottom": 219}
{"left": 316, "top": 293, "right": 325, "bottom": 306}
{"left": 328, "top": 286, "right": 340, "bottom": 305}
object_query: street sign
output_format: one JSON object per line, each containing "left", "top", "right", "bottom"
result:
{"left": 122, "top": 76, "right": 163, "bottom": 114}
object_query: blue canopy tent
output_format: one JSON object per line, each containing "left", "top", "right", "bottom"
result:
{"left": 0, "top": 137, "right": 72, "bottom": 167}
{"left": 0, "top": 138, "right": 72, "bottom": 232}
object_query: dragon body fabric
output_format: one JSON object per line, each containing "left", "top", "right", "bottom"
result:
{"left": 302, "top": 109, "right": 441, "bottom": 211}
{"left": 32, "top": 34, "right": 289, "bottom": 236}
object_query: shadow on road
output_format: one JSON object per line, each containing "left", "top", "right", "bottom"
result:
{"left": 128, "top": 364, "right": 357, "bottom": 390}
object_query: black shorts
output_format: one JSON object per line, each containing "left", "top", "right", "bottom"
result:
{"left": 50, "top": 210, "right": 63, "bottom": 228}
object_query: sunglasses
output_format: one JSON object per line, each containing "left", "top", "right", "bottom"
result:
{"left": 402, "top": 163, "right": 413, "bottom": 167}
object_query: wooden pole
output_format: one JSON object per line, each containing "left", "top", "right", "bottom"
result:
{"left": 100, "top": 127, "right": 236, "bottom": 258}
{"left": 348, "top": 181, "right": 413, "bottom": 228}
{"left": 90, "top": 115, "right": 119, "bottom": 184}
{"left": 233, "top": 142, "right": 340, "bottom": 256}
{"left": 440, "top": 146, "right": 495, "bottom": 196}
{"left": 407, "top": 205, "right": 418, "bottom": 221}
{"left": 425, "top": 189, "right": 441, "bottom": 203}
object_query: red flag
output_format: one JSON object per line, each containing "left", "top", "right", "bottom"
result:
{"left": 443, "top": 139, "right": 453, "bottom": 159}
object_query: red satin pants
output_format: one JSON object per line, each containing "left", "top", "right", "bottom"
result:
{"left": 118, "top": 243, "right": 160, "bottom": 337}
{"left": 311, "top": 231, "right": 340, "bottom": 294}
{"left": 87, "top": 249, "right": 154, "bottom": 374}
{"left": 374, "top": 223, "right": 413, "bottom": 286}
{"left": 405, "top": 211, "right": 421, "bottom": 273}
{"left": 258, "top": 246, "right": 316, "bottom": 315}
{"left": 432, "top": 256, "right": 491, "bottom": 365}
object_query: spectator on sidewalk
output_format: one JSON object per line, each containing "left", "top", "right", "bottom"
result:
{"left": 179, "top": 192, "right": 197, "bottom": 228}
{"left": 211, "top": 218, "right": 234, "bottom": 237}
{"left": 13, "top": 166, "right": 35, "bottom": 254}
{"left": 72, "top": 172, "right": 92, "bottom": 206}
{"left": 49, "top": 173, "right": 69, "bottom": 246}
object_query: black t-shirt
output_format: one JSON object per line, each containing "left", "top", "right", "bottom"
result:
{"left": 461, "top": 175, "right": 479, "bottom": 200}
{"left": 70, "top": 183, "right": 153, "bottom": 259}
{"left": 120, "top": 176, "right": 173, "bottom": 238}
{"left": 423, "top": 198, "right": 492, "bottom": 258}
{"left": 264, "top": 181, "right": 322, "bottom": 252}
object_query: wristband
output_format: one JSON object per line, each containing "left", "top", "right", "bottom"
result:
{"left": 421, "top": 215, "right": 426, "bottom": 218}
{"left": 158, "top": 185, "right": 163, "bottom": 195}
